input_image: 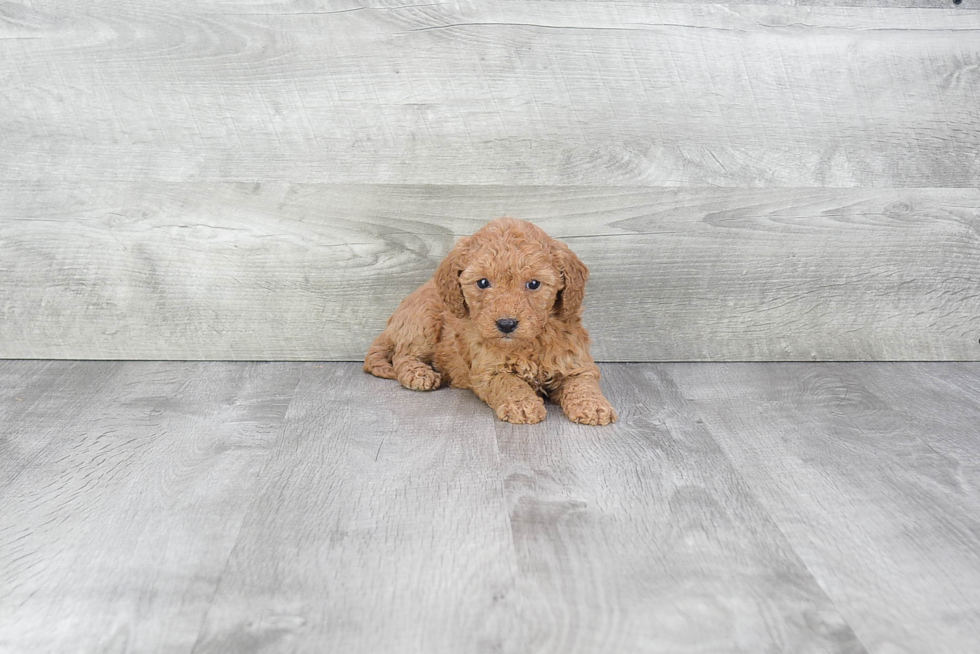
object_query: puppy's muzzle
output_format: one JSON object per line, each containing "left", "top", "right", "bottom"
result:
{"left": 495, "top": 318, "right": 519, "bottom": 334}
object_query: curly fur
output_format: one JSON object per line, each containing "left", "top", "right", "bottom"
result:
{"left": 364, "top": 217, "right": 616, "bottom": 425}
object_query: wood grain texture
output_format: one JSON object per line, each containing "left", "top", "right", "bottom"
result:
{"left": 3, "top": 0, "right": 979, "bottom": 362}
{"left": 15, "top": 0, "right": 978, "bottom": 12}
{"left": 494, "top": 363, "right": 864, "bottom": 653}
{"left": 0, "top": 361, "right": 302, "bottom": 653}
{"left": 2, "top": 183, "right": 978, "bottom": 361}
{"left": 667, "top": 362, "right": 980, "bottom": 654}
{"left": 0, "top": 360, "right": 117, "bottom": 497}
{"left": 2, "top": 2, "right": 979, "bottom": 187}
{"left": 3, "top": 361, "right": 980, "bottom": 652}
{"left": 191, "top": 363, "right": 522, "bottom": 654}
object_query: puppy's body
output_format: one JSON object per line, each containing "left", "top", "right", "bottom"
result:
{"left": 364, "top": 218, "right": 616, "bottom": 425}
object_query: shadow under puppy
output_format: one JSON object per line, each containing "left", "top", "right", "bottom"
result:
{"left": 365, "top": 217, "right": 616, "bottom": 425}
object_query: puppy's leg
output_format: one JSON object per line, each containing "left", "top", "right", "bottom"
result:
{"left": 366, "top": 280, "right": 443, "bottom": 390}
{"left": 364, "top": 334, "right": 397, "bottom": 379}
{"left": 393, "top": 352, "right": 442, "bottom": 391}
{"left": 554, "top": 373, "right": 617, "bottom": 426}
{"left": 472, "top": 373, "right": 546, "bottom": 424}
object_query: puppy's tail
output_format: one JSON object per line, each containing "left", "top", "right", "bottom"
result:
{"left": 364, "top": 335, "right": 397, "bottom": 379}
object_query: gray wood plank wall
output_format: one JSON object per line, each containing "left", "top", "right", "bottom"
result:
{"left": 2, "top": 1, "right": 978, "bottom": 361}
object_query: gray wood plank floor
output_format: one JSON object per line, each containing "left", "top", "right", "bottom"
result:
{"left": 2, "top": 362, "right": 979, "bottom": 653}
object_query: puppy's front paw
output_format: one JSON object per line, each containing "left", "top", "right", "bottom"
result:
{"left": 495, "top": 397, "right": 547, "bottom": 424}
{"left": 399, "top": 366, "right": 442, "bottom": 391}
{"left": 564, "top": 396, "right": 617, "bottom": 426}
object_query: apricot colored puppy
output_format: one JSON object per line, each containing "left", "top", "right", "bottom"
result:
{"left": 364, "top": 218, "right": 616, "bottom": 425}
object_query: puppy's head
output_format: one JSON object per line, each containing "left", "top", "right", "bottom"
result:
{"left": 435, "top": 217, "right": 588, "bottom": 345}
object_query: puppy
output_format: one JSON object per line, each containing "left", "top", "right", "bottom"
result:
{"left": 364, "top": 217, "right": 616, "bottom": 425}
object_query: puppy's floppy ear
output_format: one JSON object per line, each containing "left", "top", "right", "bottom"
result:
{"left": 552, "top": 240, "right": 589, "bottom": 321}
{"left": 435, "top": 236, "right": 471, "bottom": 319}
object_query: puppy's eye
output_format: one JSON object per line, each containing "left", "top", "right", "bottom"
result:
{"left": 526, "top": 280, "right": 541, "bottom": 290}
{"left": 476, "top": 278, "right": 491, "bottom": 289}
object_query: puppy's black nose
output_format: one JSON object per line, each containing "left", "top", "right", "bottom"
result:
{"left": 496, "top": 318, "right": 519, "bottom": 334}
